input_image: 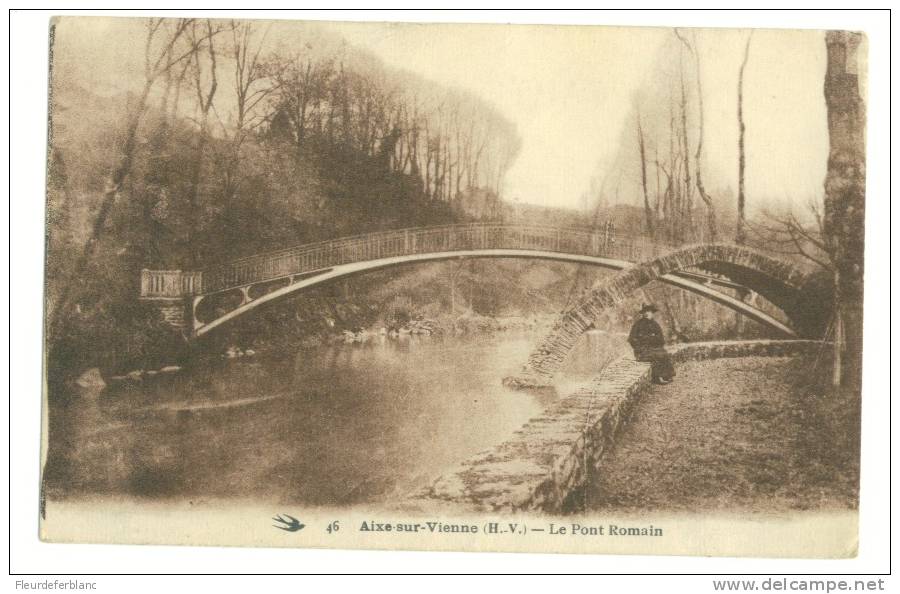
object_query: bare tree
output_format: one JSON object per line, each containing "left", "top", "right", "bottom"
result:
{"left": 675, "top": 29, "right": 716, "bottom": 242}
{"left": 48, "top": 18, "right": 202, "bottom": 341}
{"left": 677, "top": 48, "right": 693, "bottom": 242}
{"left": 747, "top": 29, "right": 865, "bottom": 390}
{"left": 636, "top": 111, "right": 655, "bottom": 237}
{"left": 736, "top": 31, "right": 753, "bottom": 244}
{"left": 219, "top": 21, "right": 274, "bottom": 202}
{"left": 748, "top": 193, "right": 830, "bottom": 266}
{"left": 186, "top": 19, "right": 223, "bottom": 265}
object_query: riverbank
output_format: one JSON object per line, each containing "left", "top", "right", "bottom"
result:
{"left": 85, "top": 312, "right": 557, "bottom": 387}
{"left": 331, "top": 312, "right": 553, "bottom": 344}
{"left": 585, "top": 355, "right": 859, "bottom": 514}
{"left": 404, "top": 341, "right": 828, "bottom": 514}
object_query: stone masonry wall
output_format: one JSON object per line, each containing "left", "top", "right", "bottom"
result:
{"left": 404, "top": 340, "right": 821, "bottom": 515}
{"left": 152, "top": 299, "right": 188, "bottom": 330}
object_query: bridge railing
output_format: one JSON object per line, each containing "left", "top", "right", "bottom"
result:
{"left": 140, "top": 269, "right": 203, "bottom": 299}
{"left": 139, "top": 223, "right": 673, "bottom": 298}
{"left": 199, "top": 223, "right": 667, "bottom": 295}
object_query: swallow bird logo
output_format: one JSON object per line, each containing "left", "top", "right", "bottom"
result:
{"left": 272, "top": 513, "right": 305, "bottom": 532}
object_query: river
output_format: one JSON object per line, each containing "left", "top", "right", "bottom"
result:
{"left": 44, "top": 329, "right": 626, "bottom": 507}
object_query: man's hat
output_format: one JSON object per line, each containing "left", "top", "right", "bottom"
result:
{"left": 639, "top": 303, "right": 659, "bottom": 313}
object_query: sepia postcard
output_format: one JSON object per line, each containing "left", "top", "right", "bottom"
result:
{"left": 40, "top": 15, "right": 866, "bottom": 558}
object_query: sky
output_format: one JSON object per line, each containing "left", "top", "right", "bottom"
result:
{"left": 338, "top": 23, "right": 665, "bottom": 210}
{"left": 336, "top": 22, "right": 832, "bottom": 212}
{"left": 52, "top": 17, "right": 838, "bottom": 213}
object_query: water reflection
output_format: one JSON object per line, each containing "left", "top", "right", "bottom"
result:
{"left": 45, "top": 330, "right": 625, "bottom": 506}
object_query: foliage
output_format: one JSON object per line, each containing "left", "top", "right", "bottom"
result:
{"left": 45, "top": 18, "right": 521, "bottom": 378}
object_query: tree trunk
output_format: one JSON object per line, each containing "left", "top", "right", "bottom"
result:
{"left": 637, "top": 113, "right": 654, "bottom": 237}
{"left": 684, "top": 31, "right": 717, "bottom": 242}
{"left": 47, "top": 76, "right": 155, "bottom": 343}
{"left": 736, "top": 32, "right": 753, "bottom": 244}
{"left": 832, "top": 293, "right": 844, "bottom": 387}
{"left": 678, "top": 55, "right": 693, "bottom": 242}
{"left": 822, "top": 30, "right": 866, "bottom": 389}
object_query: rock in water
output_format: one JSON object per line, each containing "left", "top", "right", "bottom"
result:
{"left": 75, "top": 368, "right": 106, "bottom": 390}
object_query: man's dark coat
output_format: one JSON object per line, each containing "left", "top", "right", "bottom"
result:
{"left": 628, "top": 317, "right": 675, "bottom": 382}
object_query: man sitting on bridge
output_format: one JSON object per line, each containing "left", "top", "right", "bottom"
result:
{"left": 627, "top": 303, "right": 676, "bottom": 385}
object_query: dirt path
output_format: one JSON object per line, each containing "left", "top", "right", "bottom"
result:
{"left": 585, "top": 356, "right": 859, "bottom": 514}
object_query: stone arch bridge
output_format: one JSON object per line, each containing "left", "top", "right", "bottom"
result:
{"left": 139, "top": 223, "right": 824, "bottom": 344}
{"left": 504, "top": 243, "right": 827, "bottom": 387}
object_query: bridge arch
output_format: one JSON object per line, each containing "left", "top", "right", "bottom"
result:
{"left": 191, "top": 250, "right": 633, "bottom": 337}
{"left": 505, "top": 243, "right": 824, "bottom": 387}
{"left": 139, "top": 225, "right": 822, "bottom": 342}
{"left": 190, "top": 245, "right": 810, "bottom": 339}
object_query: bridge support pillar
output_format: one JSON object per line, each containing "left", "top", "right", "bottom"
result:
{"left": 239, "top": 286, "right": 251, "bottom": 306}
{"left": 141, "top": 297, "right": 190, "bottom": 333}
{"left": 139, "top": 269, "right": 201, "bottom": 335}
{"left": 192, "top": 296, "right": 204, "bottom": 334}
